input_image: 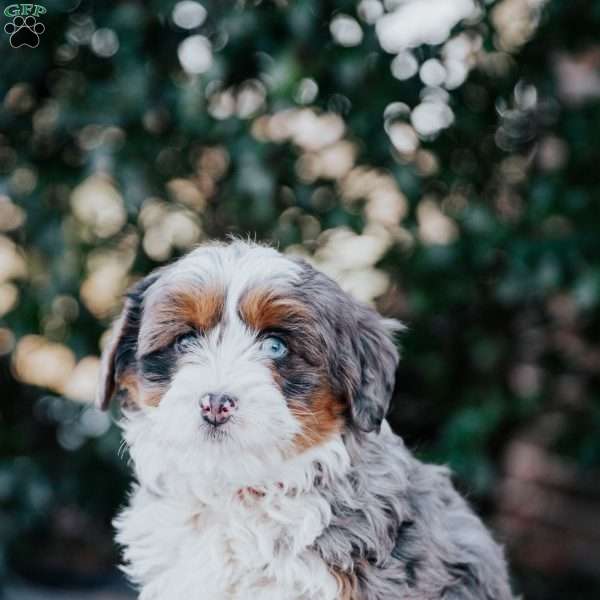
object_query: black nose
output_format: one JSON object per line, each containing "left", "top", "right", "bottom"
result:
{"left": 199, "top": 393, "right": 238, "bottom": 426}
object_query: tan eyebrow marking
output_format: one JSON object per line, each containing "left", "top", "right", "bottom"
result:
{"left": 171, "top": 287, "right": 225, "bottom": 330}
{"left": 238, "top": 287, "right": 310, "bottom": 331}
{"left": 139, "top": 287, "right": 224, "bottom": 355}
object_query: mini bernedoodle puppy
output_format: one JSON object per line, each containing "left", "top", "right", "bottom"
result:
{"left": 97, "top": 240, "right": 514, "bottom": 600}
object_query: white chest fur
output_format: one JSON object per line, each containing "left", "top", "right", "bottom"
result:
{"left": 116, "top": 485, "right": 340, "bottom": 600}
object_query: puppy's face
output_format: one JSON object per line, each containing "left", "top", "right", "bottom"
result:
{"left": 98, "top": 242, "right": 398, "bottom": 484}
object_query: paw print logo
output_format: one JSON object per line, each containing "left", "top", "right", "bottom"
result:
{"left": 4, "top": 15, "right": 45, "bottom": 48}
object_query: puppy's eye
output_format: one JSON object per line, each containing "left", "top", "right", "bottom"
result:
{"left": 259, "top": 335, "right": 288, "bottom": 359}
{"left": 174, "top": 331, "right": 198, "bottom": 349}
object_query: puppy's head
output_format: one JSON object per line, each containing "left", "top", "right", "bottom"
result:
{"left": 98, "top": 241, "right": 399, "bottom": 480}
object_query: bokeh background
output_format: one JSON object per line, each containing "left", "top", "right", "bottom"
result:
{"left": 1, "top": 0, "right": 599, "bottom": 598}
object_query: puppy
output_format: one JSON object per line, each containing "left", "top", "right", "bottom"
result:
{"left": 97, "top": 240, "right": 514, "bottom": 600}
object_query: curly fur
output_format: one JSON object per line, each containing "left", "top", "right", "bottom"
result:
{"left": 98, "top": 240, "right": 514, "bottom": 600}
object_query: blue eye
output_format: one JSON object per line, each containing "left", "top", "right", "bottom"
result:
{"left": 259, "top": 336, "right": 288, "bottom": 359}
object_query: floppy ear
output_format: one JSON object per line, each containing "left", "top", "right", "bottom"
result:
{"left": 96, "top": 275, "right": 157, "bottom": 411}
{"left": 286, "top": 257, "right": 401, "bottom": 434}
{"left": 345, "top": 303, "right": 401, "bottom": 433}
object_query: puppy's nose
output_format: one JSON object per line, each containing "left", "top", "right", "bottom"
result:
{"left": 199, "top": 393, "right": 238, "bottom": 426}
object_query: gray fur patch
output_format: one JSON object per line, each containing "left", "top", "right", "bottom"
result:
{"left": 313, "top": 424, "right": 515, "bottom": 599}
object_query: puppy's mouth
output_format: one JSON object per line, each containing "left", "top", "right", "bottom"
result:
{"left": 201, "top": 419, "right": 233, "bottom": 442}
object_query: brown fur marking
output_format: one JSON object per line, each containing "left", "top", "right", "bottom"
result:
{"left": 117, "top": 369, "right": 141, "bottom": 408}
{"left": 115, "top": 371, "right": 165, "bottom": 408}
{"left": 289, "top": 386, "right": 345, "bottom": 451}
{"left": 170, "top": 286, "right": 224, "bottom": 331}
{"left": 140, "top": 286, "right": 224, "bottom": 355}
{"left": 331, "top": 567, "right": 360, "bottom": 600}
{"left": 238, "top": 287, "right": 310, "bottom": 332}
{"left": 139, "top": 386, "right": 164, "bottom": 408}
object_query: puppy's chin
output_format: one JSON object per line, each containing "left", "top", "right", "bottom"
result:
{"left": 123, "top": 367, "right": 304, "bottom": 495}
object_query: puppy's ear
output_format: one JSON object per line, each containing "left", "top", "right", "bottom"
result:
{"left": 345, "top": 304, "right": 401, "bottom": 433}
{"left": 289, "top": 258, "right": 401, "bottom": 434}
{"left": 96, "top": 275, "right": 157, "bottom": 411}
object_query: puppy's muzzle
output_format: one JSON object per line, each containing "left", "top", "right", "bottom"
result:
{"left": 199, "top": 393, "right": 238, "bottom": 426}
